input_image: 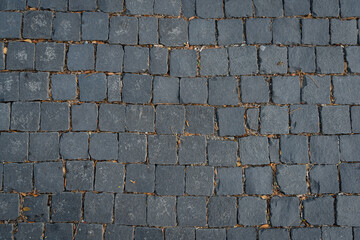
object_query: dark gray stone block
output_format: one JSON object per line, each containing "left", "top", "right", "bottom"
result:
{"left": 156, "top": 105, "right": 185, "bottom": 134}
{"left": 45, "top": 223, "right": 74, "bottom": 240}
{"left": 340, "top": 0, "right": 360, "bottom": 17}
{"left": 312, "top": 0, "right": 339, "bottom": 17}
{"left": 105, "top": 225, "right": 133, "bottom": 240}
{"left": 122, "top": 74, "right": 152, "bottom": 104}
{"left": 67, "top": 44, "right": 94, "bottom": 71}
{"left": 181, "top": 0, "right": 195, "bottom": 17}
{"left": 259, "top": 46, "right": 287, "bottom": 74}
{"left": 0, "top": 193, "right": 19, "bottom": 220}
{"left": 290, "top": 105, "right": 319, "bottom": 134}
{"left": 241, "top": 76, "right": 269, "bottom": 103}
{"left": 291, "top": 228, "right": 321, "bottom": 240}
{"left": 19, "top": 72, "right": 49, "bottom": 100}
{"left": 245, "top": 18, "right": 272, "bottom": 44}
{"left": 227, "top": 228, "right": 257, "bottom": 240}
{"left": 229, "top": 46, "right": 258, "bottom": 75}
{"left": 166, "top": 228, "right": 195, "bottom": 240}
{"left": 84, "top": 192, "right": 114, "bottom": 223}
{"left": 0, "top": 72, "right": 19, "bottom": 101}
{"left": 239, "top": 136, "right": 269, "bottom": 165}
{"left": 186, "top": 166, "right": 214, "bottom": 196}
{"left": 217, "top": 19, "right": 243, "bottom": 45}
{"left": 259, "top": 229, "right": 289, "bottom": 240}
{"left": 284, "top": 0, "right": 310, "bottom": 15}
{"left": 352, "top": 106, "right": 360, "bottom": 133}
{"left": 0, "top": 133, "right": 28, "bottom": 163}
{"left": 79, "top": 73, "right": 107, "bottom": 101}
{"left": 245, "top": 166, "right": 273, "bottom": 195}
{"left": 238, "top": 197, "right": 267, "bottom": 226}
{"left": 269, "top": 138, "right": 280, "bottom": 163}
{"left": 170, "top": 49, "right": 197, "bottom": 77}
{"left": 186, "top": 106, "right": 214, "bottom": 134}
{"left": 316, "top": 46, "right": 344, "bottom": 74}
{"left": 135, "top": 227, "right": 163, "bottom": 240}
{"left": 310, "top": 165, "right": 339, "bottom": 194}
{"left": 322, "top": 227, "right": 353, "bottom": 240}
{"left": 340, "top": 163, "right": 360, "bottom": 193}
{"left": 208, "top": 140, "right": 237, "bottom": 167}
{"left": 280, "top": 135, "right": 309, "bottom": 164}
{"left": 216, "top": 167, "right": 242, "bottom": 195}
{"left": 177, "top": 196, "right": 206, "bottom": 226}
{"left": 346, "top": 46, "right": 360, "bottom": 73}
{"left": 0, "top": 12, "right": 22, "bottom": 39}
{"left": 124, "top": 46, "right": 149, "bottom": 73}
{"left": 72, "top": 103, "right": 98, "bottom": 131}
{"left": 52, "top": 12, "right": 81, "bottom": 41}
{"left": 95, "top": 162, "right": 124, "bottom": 192}
{"left": 51, "top": 192, "right": 82, "bottom": 222}
{"left": 276, "top": 165, "right": 307, "bottom": 195}
{"left": 273, "top": 18, "right": 301, "bottom": 44}
{"left": 209, "top": 77, "right": 238, "bottom": 105}
{"left": 271, "top": 197, "right": 300, "bottom": 227}
{"left": 139, "top": 17, "right": 158, "bottom": 44}
{"left": 23, "top": 195, "right": 49, "bottom": 222}
{"left": 272, "top": 76, "right": 300, "bottom": 104}
{"left": 82, "top": 12, "right": 109, "bottom": 41}
{"left": 126, "top": 0, "right": 154, "bottom": 14}
{"left": 331, "top": 19, "right": 357, "bottom": 44}
{"left": 153, "top": 76, "right": 179, "bottom": 103}
{"left": 189, "top": 19, "right": 216, "bottom": 45}
{"left": 246, "top": 108, "right": 259, "bottom": 131}
{"left": 333, "top": 76, "right": 360, "bottom": 104}
{"left": 0, "top": 0, "right": 26, "bottom": 10}
{"left": 196, "top": 0, "right": 223, "bottom": 18}
{"left": 154, "top": 0, "right": 181, "bottom": 15}
{"left": 159, "top": 18, "right": 188, "bottom": 46}
{"left": 0, "top": 103, "right": 10, "bottom": 131}
{"left": 66, "top": 161, "right": 94, "bottom": 191}
{"left": 149, "top": 135, "right": 177, "bottom": 164}
{"left": 196, "top": 229, "right": 226, "bottom": 240}
{"left": 7, "top": 42, "right": 35, "bottom": 70}
{"left": 115, "top": 194, "right": 146, "bottom": 225}
{"left": 34, "top": 162, "right": 63, "bottom": 193}
{"left": 302, "top": 75, "right": 331, "bottom": 104}
{"left": 16, "top": 223, "right": 44, "bottom": 240}
{"left": 125, "top": 105, "right": 155, "bottom": 132}
{"left": 302, "top": 19, "right": 329, "bottom": 45}
{"left": 69, "top": 0, "right": 96, "bottom": 10}
{"left": 118, "top": 133, "right": 147, "bottom": 163}
{"left": 4, "top": 163, "right": 33, "bottom": 192}
{"left": 23, "top": 11, "right": 52, "bottom": 39}
{"left": 107, "top": 75, "right": 121, "bottom": 102}
{"left": 178, "top": 136, "right": 206, "bottom": 165}
{"left": 289, "top": 47, "right": 316, "bottom": 73}
{"left": 96, "top": 44, "right": 123, "bottom": 72}
{"left": 200, "top": 48, "right": 228, "bottom": 76}
{"left": 99, "top": 104, "right": 125, "bottom": 132}
{"left": 109, "top": 16, "right": 138, "bottom": 44}
{"left": 303, "top": 197, "right": 335, "bottom": 225}
{"left": 260, "top": 106, "right": 289, "bottom": 134}
{"left": 254, "top": 0, "right": 283, "bottom": 17}
{"left": 149, "top": 47, "right": 168, "bottom": 74}
{"left": 11, "top": 102, "right": 40, "bottom": 131}
{"left": 36, "top": 42, "right": 65, "bottom": 71}
{"left": 147, "top": 196, "right": 176, "bottom": 227}
{"left": 41, "top": 102, "right": 69, "bottom": 131}
{"left": 208, "top": 196, "right": 237, "bottom": 227}
{"left": 90, "top": 133, "right": 118, "bottom": 160}
{"left": 51, "top": 74, "right": 77, "bottom": 100}
{"left": 98, "top": 0, "right": 124, "bottom": 12}
{"left": 321, "top": 106, "right": 351, "bottom": 134}
{"left": 310, "top": 136, "right": 339, "bottom": 164}
{"left": 337, "top": 195, "right": 360, "bottom": 226}
{"left": 156, "top": 166, "right": 184, "bottom": 195}
{"left": 217, "top": 107, "right": 245, "bottom": 136}
{"left": 60, "top": 132, "right": 89, "bottom": 160}
{"left": 75, "top": 224, "right": 103, "bottom": 240}
{"left": 225, "top": 0, "right": 252, "bottom": 17}
{"left": 125, "top": 164, "right": 155, "bottom": 193}
{"left": 180, "top": 78, "right": 207, "bottom": 104}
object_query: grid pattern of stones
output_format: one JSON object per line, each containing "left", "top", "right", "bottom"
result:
{"left": 1, "top": 0, "right": 360, "bottom": 239}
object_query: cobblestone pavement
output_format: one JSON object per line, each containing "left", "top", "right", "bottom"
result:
{"left": 1, "top": 0, "right": 360, "bottom": 239}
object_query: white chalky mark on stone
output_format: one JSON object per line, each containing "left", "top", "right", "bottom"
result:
{"left": 40, "top": 47, "right": 56, "bottom": 62}
{"left": 27, "top": 82, "right": 41, "bottom": 92}
{"left": 169, "top": 27, "right": 181, "bottom": 39}
{"left": 16, "top": 50, "right": 28, "bottom": 62}
{"left": 33, "top": 14, "right": 47, "bottom": 28}
{"left": 260, "top": 45, "right": 266, "bottom": 51}
{"left": 61, "top": 20, "right": 71, "bottom": 32}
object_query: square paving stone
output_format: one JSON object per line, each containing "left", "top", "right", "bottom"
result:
{"left": 69, "top": 0, "right": 96, "bottom": 10}
{"left": 124, "top": 46, "right": 149, "bottom": 73}
{"left": 260, "top": 106, "right": 289, "bottom": 134}
{"left": 60, "top": 132, "right": 88, "bottom": 160}
{"left": 149, "top": 47, "right": 168, "bottom": 75}
{"left": 196, "top": 0, "right": 223, "bottom": 18}
{"left": 189, "top": 19, "right": 215, "bottom": 45}
{"left": 200, "top": 48, "right": 228, "bottom": 76}
{"left": 186, "top": 106, "right": 214, "bottom": 134}
{"left": 208, "top": 140, "right": 237, "bottom": 167}
{"left": 156, "top": 166, "right": 184, "bottom": 195}
{"left": 19, "top": 72, "right": 49, "bottom": 101}
{"left": 239, "top": 136, "right": 269, "bottom": 165}
{"left": 310, "top": 136, "right": 339, "bottom": 164}
{"left": 259, "top": 229, "right": 288, "bottom": 240}
{"left": 0, "top": 12, "right": 22, "bottom": 38}
{"left": 29, "top": 132, "right": 59, "bottom": 161}
{"left": 105, "top": 225, "right": 133, "bottom": 240}
{"left": 245, "top": 166, "right": 273, "bottom": 194}
{"left": 312, "top": 0, "right": 339, "bottom": 17}
{"left": 321, "top": 106, "right": 351, "bottom": 134}
{"left": 147, "top": 196, "right": 176, "bottom": 227}
{"left": 259, "top": 46, "right": 287, "bottom": 74}
{"left": 269, "top": 138, "right": 280, "bottom": 163}
{"left": 289, "top": 47, "right": 316, "bottom": 73}
{"left": 0, "top": 133, "right": 28, "bottom": 162}
{"left": 109, "top": 16, "right": 138, "bottom": 44}
{"left": 352, "top": 106, "right": 360, "bottom": 133}
{"left": 52, "top": 12, "right": 81, "bottom": 41}
{"left": 177, "top": 196, "right": 206, "bottom": 226}
{"left": 217, "top": 107, "right": 245, "bottom": 136}
{"left": 99, "top": 104, "right": 125, "bottom": 132}
{"left": 238, "top": 197, "right": 267, "bottom": 226}
{"left": 23, "top": 11, "right": 52, "bottom": 39}
{"left": 227, "top": 228, "right": 257, "bottom": 240}
{"left": 156, "top": 105, "right": 185, "bottom": 134}
{"left": 96, "top": 45, "right": 123, "bottom": 72}
{"left": 301, "top": 75, "right": 331, "bottom": 104}
{"left": 135, "top": 227, "right": 163, "bottom": 240}
{"left": 178, "top": 136, "right": 206, "bottom": 165}
{"left": 45, "top": 223, "right": 74, "bottom": 240}
{"left": 125, "top": 164, "right": 155, "bottom": 193}
{"left": 67, "top": 44, "right": 94, "bottom": 71}
{"left": 122, "top": 74, "right": 152, "bottom": 104}
{"left": 208, "top": 196, "right": 237, "bottom": 227}
{"left": 322, "top": 227, "right": 353, "bottom": 240}
{"left": 107, "top": 75, "right": 121, "bottom": 102}
{"left": 280, "top": 135, "right": 309, "bottom": 164}
{"left": 276, "top": 165, "right": 307, "bottom": 195}
{"left": 75, "top": 224, "right": 103, "bottom": 240}
{"left": 303, "top": 197, "right": 335, "bottom": 225}
{"left": 0, "top": 193, "right": 19, "bottom": 220}
{"left": 273, "top": 18, "right": 301, "bottom": 44}
{"left": 181, "top": 0, "right": 195, "bottom": 17}
{"left": 241, "top": 76, "right": 269, "bottom": 103}
{"left": 51, "top": 74, "right": 77, "bottom": 100}
{"left": 272, "top": 76, "right": 300, "bottom": 104}
{"left": 331, "top": 19, "right": 357, "bottom": 44}
{"left": 84, "top": 192, "right": 114, "bottom": 223}
{"left": 35, "top": 42, "right": 65, "bottom": 71}
{"left": 229, "top": 46, "right": 258, "bottom": 75}
{"left": 346, "top": 47, "right": 360, "bottom": 73}
{"left": 333, "top": 76, "right": 360, "bottom": 104}
{"left": 118, "top": 133, "right": 147, "bottom": 163}
{"left": 225, "top": 0, "right": 252, "bottom": 17}
{"left": 245, "top": 18, "right": 272, "bottom": 44}
{"left": 153, "top": 76, "right": 179, "bottom": 103}
{"left": 284, "top": 0, "right": 310, "bottom": 15}
{"left": 209, "top": 77, "right": 239, "bottom": 105}
{"left": 291, "top": 228, "right": 321, "bottom": 240}
{"left": 340, "top": 0, "right": 360, "bottom": 17}
{"left": 196, "top": 229, "right": 226, "bottom": 240}
{"left": 51, "top": 192, "right": 82, "bottom": 222}
{"left": 186, "top": 166, "right": 214, "bottom": 196}
{"left": 23, "top": 195, "right": 49, "bottom": 222}
{"left": 82, "top": 12, "right": 109, "bottom": 41}
{"left": 246, "top": 108, "right": 259, "bottom": 130}
{"left": 216, "top": 167, "right": 243, "bottom": 195}
{"left": 39, "top": 0, "right": 67, "bottom": 10}
{"left": 16, "top": 223, "right": 44, "bottom": 240}
{"left": 0, "top": 0, "right": 26, "bottom": 10}
{"left": 149, "top": 135, "right": 177, "bottom": 164}
{"left": 154, "top": 0, "right": 181, "bottom": 15}
{"left": 180, "top": 78, "right": 208, "bottom": 104}
{"left": 340, "top": 163, "right": 360, "bottom": 193}
{"left": 6, "top": 42, "right": 35, "bottom": 70}
{"left": 170, "top": 49, "right": 197, "bottom": 77}
{"left": 4, "top": 163, "right": 33, "bottom": 192}
{"left": 34, "top": 162, "right": 63, "bottom": 193}
{"left": 66, "top": 161, "right": 94, "bottom": 191}
{"left": 165, "top": 228, "right": 195, "bottom": 240}
{"left": 0, "top": 103, "right": 9, "bottom": 131}
{"left": 340, "top": 135, "right": 360, "bottom": 162}
{"left": 139, "top": 17, "right": 158, "bottom": 45}
{"left": 115, "top": 194, "right": 147, "bottom": 225}
{"left": 159, "top": 18, "right": 188, "bottom": 46}
{"left": 78, "top": 73, "right": 107, "bottom": 102}
{"left": 126, "top": 0, "right": 154, "bottom": 14}
{"left": 90, "top": 133, "right": 118, "bottom": 160}
{"left": 271, "top": 197, "right": 300, "bottom": 227}
{"left": 310, "top": 165, "right": 339, "bottom": 194}
{"left": 302, "top": 19, "right": 329, "bottom": 45}
{"left": 0, "top": 72, "right": 20, "bottom": 101}
{"left": 125, "top": 105, "right": 155, "bottom": 132}
{"left": 98, "top": 0, "right": 123, "bottom": 12}
{"left": 316, "top": 46, "right": 344, "bottom": 74}
{"left": 95, "top": 162, "right": 124, "bottom": 192}
{"left": 254, "top": 0, "right": 283, "bottom": 16}
{"left": 337, "top": 195, "right": 360, "bottom": 226}
{"left": 290, "top": 105, "right": 319, "bottom": 134}
{"left": 72, "top": 103, "right": 98, "bottom": 131}
{"left": 41, "top": 102, "right": 69, "bottom": 131}
{"left": 218, "top": 19, "right": 243, "bottom": 45}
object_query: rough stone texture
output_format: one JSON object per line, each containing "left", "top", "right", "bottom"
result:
{"left": 290, "top": 105, "right": 319, "bottom": 133}
{"left": 272, "top": 76, "right": 300, "bottom": 104}
{"left": 321, "top": 106, "right": 351, "bottom": 134}
{"left": 217, "top": 107, "right": 245, "bottom": 136}
{"left": 246, "top": 18, "right": 272, "bottom": 44}
{"left": 170, "top": 49, "right": 197, "bottom": 77}
{"left": 303, "top": 197, "right": 335, "bottom": 225}
{"left": 271, "top": 197, "right": 300, "bottom": 227}
{"left": 208, "top": 77, "right": 239, "bottom": 105}
{"left": 273, "top": 18, "right": 301, "bottom": 44}
{"left": 260, "top": 106, "right": 289, "bottom": 134}
{"left": 189, "top": 19, "right": 215, "bottom": 45}
{"left": 337, "top": 195, "right": 360, "bottom": 226}
{"left": 208, "top": 140, "right": 237, "bottom": 166}
{"left": 241, "top": 76, "right": 269, "bottom": 103}
{"left": 280, "top": 135, "right": 309, "bottom": 164}
{"left": 208, "top": 196, "right": 237, "bottom": 227}
{"left": 310, "top": 165, "right": 339, "bottom": 194}
{"left": 122, "top": 74, "right": 152, "bottom": 104}
{"left": 238, "top": 197, "right": 267, "bottom": 226}
{"left": 215, "top": 167, "right": 243, "bottom": 195}
{"left": 147, "top": 196, "right": 176, "bottom": 227}
{"left": 177, "top": 196, "right": 206, "bottom": 226}
{"left": 229, "top": 46, "right": 258, "bottom": 75}
{"left": 276, "top": 165, "right": 307, "bottom": 195}
{"left": 245, "top": 166, "right": 273, "bottom": 195}
{"left": 333, "top": 76, "right": 360, "bottom": 104}
{"left": 239, "top": 136, "right": 269, "bottom": 165}
{"left": 310, "top": 136, "right": 339, "bottom": 164}
{"left": 125, "top": 164, "right": 155, "bottom": 193}
{"left": 316, "top": 46, "right": 344, "bottom": 74}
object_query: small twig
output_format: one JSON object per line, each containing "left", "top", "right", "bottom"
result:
{"left": 308, "top": 75, "right": 319, "bottom": 88}
{"left": 290, "top": 107, "right": 302, "bottom": 114}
